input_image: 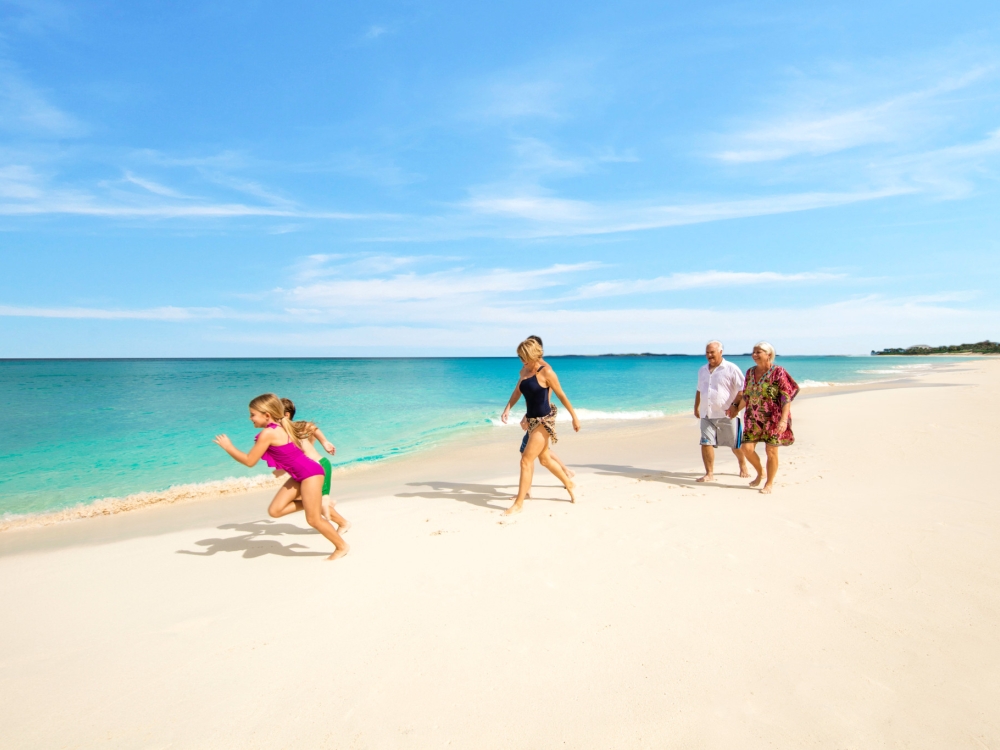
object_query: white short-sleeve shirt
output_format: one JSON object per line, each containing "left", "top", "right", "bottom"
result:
{"left": 697, "top": 359, "right": 745, "bottom": 419}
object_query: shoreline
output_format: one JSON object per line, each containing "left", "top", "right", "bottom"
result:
{"left": 0, "top": 360, "right": 976, "bottom": 547}
{"left": 0, "top": 360, "right": 974, "bottom": 537}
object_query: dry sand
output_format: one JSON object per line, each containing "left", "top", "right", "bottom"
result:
{"left": 1, "top": 359, "right": 998, "bottom": 748}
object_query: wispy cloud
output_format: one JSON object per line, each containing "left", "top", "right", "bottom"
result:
{"left": 0, "top": 304, "right": 235, "bottom": 321}
{"left": 0, "top": 63, "right": 81, "bottom": 137}
{"left": 364, "top": 25, "right": 387, "bottom": 40}
{"left": 283, "top": 261, "right": 601, "bottom": 315}
{"left": 121, "top": 171, "right": 188, "bottom": 198}
{"left": 462, "top": 186, "right": 910, "bottom": 238}
{"left": 0, "top": 163, "right": 399, "bottom": 219}
{"left": 714, "top": 66, "right": 995, "bottom": 163}
{"left": 572, "top": 271, "right": 845, "bottom": 299}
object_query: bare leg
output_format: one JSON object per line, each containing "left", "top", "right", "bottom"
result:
{"left": 538, "top": 444, "right": 576, "bottom": 503}
{"left": 697, "top": 445, "right": 715, "bottom": 482}
{"left": 743, "top": 442, "right": 764, "bottom": 487}
{"left": 732, "top": 447, "right": 750, "bottom": 478}
{"left": 550, "top": 452, "right": 574, "bottom": 478}
{"left": 295, "top": 476, "right": 349, "bottom": 560}
{"left": 268, "top": 480, "right": 304, "bottom": 518}
{"left": 505, "top": 427, "right": 545, "bottom": 515}
{"left": 761, "top": 444, "right": 780, "bottom": 494}
{"left": 325, "top": 502, "right": 351, "bottom": 533}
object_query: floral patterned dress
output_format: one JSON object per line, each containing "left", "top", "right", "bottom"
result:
{"left": 742, "top": 365, "right": 799, "bottom": 446}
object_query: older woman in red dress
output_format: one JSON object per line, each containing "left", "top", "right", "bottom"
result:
{"left": 731, "top": 341, "right": 799, "bottom": 494}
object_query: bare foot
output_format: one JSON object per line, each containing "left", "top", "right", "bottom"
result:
{"left": 337, "top": 521, "right": 352, "bottom": 534}
{"left": 327, "top": 546, "right": 350, "bottom": 561}
{"left": 759, "top": 484, "right": 773, "bottom": 495}
{"left": 565, "top": 482, "right": 577, "bottom": 503}
{"left": 525, "top": 492, "right": 531, "bottom": 499}
{"left": 749, "top": 474, "right": 763, "bottom": 488}
{"left": 567, "top": 468, "right": 576, "bottom": 478}
{"left": 738, "top": 465, "right": 751, "bottom": 479}
{"left": 696, "top": 473, "right": 714, "bottom": 483}
{"left": 503, "top": 501, "right": 524, "bottom": 516}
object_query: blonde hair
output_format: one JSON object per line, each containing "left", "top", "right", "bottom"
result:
{"left": 248, "top": 393, "right": 307, "bottom": 448}
{"left": 517, "top": 338, "right": 543, "bottom": 362}
{"left": 753, "top": 341, "right": 776, "bottom": 361}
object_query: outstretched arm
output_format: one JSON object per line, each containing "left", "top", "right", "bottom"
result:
{"left": 544, "top": 369, "right": 580, "bottom": 432}
{"left": 214, "top": 431, "right": 271, "bottom": 467}
{"left": 312, "top": 426, "right": 336, "bottom": 455}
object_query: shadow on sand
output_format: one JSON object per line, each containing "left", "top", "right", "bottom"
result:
{"left": 397, "top": 480, "right": 574, "bottom": 509}
{"left": 177, "top": 519, "right": 326, "bottom": 558}
{"left": 574, "top": 464, "right": 755, "bottom": 492}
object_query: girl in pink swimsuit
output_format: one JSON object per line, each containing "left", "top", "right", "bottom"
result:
{"left": 214, "top": 393, "right": 350, "bottom": 560}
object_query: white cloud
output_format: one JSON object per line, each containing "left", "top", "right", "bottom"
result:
{"left": 462, "top": 187, "right": 911, "bottom": 238}
{"left": 714, "top": 65, "right": 995, "bottom": 163}
{"left": 0, "top": 305, "right": 229, "bottom": 321}
{"left": 572, "top": 271, "right": 845, "bottom": 299}
{"left": 122, "top": 171, "right": 188, "bottom": 198}
{"left": 364, "top": 25, "right": 387, "bottom": 40}
{"left": 283, "top": 262, "right": 601, "bottom": 314}
{"left": 0, "top": 64, "right": 81, "bottom": 137}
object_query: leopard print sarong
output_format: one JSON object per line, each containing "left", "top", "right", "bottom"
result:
{"left": 526, "top": 405, "right": 558, "bottom": 445}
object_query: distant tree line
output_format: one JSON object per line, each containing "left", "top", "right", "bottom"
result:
{"left": 872, "top": 340, "right": 1000, "bottom": 355}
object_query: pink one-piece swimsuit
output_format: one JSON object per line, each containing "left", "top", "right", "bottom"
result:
{"left": 255, "top": 423, "right": 325, "bottom": 482}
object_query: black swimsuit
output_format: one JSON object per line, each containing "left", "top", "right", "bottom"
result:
{"left": 520, "top": 366, "right": 552, "bottom": 418}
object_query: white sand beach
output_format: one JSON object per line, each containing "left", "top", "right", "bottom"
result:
{"left": 1, "top": 360, "right": 998, "bottom": 748}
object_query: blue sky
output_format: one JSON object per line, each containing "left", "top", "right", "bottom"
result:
{"left": 1, "top": 0, "right": 999, "bottom": 356}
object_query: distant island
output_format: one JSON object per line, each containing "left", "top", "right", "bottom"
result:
{"left": 872, "top": 340, "right": 1000, "bottom": 356}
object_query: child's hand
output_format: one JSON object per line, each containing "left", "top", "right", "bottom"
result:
{"left": 214, "top": 434, "right": 234, "bottom": 450}
{"left": 272, "top": 469, "right": 286, "bottom": 478}
{"left": 322, "top": 441, "right": 336, "bottom": 455}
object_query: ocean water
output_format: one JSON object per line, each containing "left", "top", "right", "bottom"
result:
{"left": 0, "top": 356, "right": 963, "bottom": 518}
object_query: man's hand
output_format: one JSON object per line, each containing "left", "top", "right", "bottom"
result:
{"left": 694, "top": 406, "right": 700, "bottom": 418}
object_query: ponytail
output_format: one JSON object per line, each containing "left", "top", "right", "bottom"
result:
{"left": 279, "top": 415, "right": 303, "bottom": 449}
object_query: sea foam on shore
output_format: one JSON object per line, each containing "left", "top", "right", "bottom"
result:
{"left": 0, "top": 474, "right": 283, "bottom": 533}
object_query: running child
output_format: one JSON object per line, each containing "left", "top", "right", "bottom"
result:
{"left": 280, "top": 397, "right": 346, "bottom": 529}
{"left": 213, "top": 393, "right": 350, "bottom": 561}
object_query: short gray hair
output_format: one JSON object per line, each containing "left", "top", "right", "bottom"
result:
{"left": 753, "top": 341, "right": 775, "bottom": 359}
{"left": 705, "top": 340, "right": 723, "bottom": 352}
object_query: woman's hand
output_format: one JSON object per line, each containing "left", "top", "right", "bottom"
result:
{"left": 214, "top": 434, "right": 234, "bottom": 450}
{"left": 322, "top": 440, "right": 336, "bottom": 455}
{"left": 519, "top": 415, "right": 529, "bottom": 430}
{"left": 572, "top": 416, "right": 581, "bottom": 433}
{"left": 778, "top": 418, "right": 788, "bottom": 433}
{"left": 501, "top": 406, "right": 511, "bottom": 424}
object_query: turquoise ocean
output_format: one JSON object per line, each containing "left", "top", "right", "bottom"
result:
{"left": 0, "top": 356, "right": 962, "bottom": 519}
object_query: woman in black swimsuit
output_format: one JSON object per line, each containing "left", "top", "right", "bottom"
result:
{"left": 500, "top": 337, "right": 580, "bottom": 515}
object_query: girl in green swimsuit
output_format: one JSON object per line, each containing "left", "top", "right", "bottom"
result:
{"left": 279, "top": 398, "right": 348, "bottom": 531}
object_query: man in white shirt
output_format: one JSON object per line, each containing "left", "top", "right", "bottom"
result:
{"left": 694, "top": 340, "right": 749, "bottom": 482}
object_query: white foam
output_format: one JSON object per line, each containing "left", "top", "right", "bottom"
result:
{"left": 798, "top": 380, "right": 833, "bottom": 388}
{"left": 0, "top": 474, "right": 282, "bottom": 533}
{"left": 491, "top": 408, "right": 664, "bottom": 426}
